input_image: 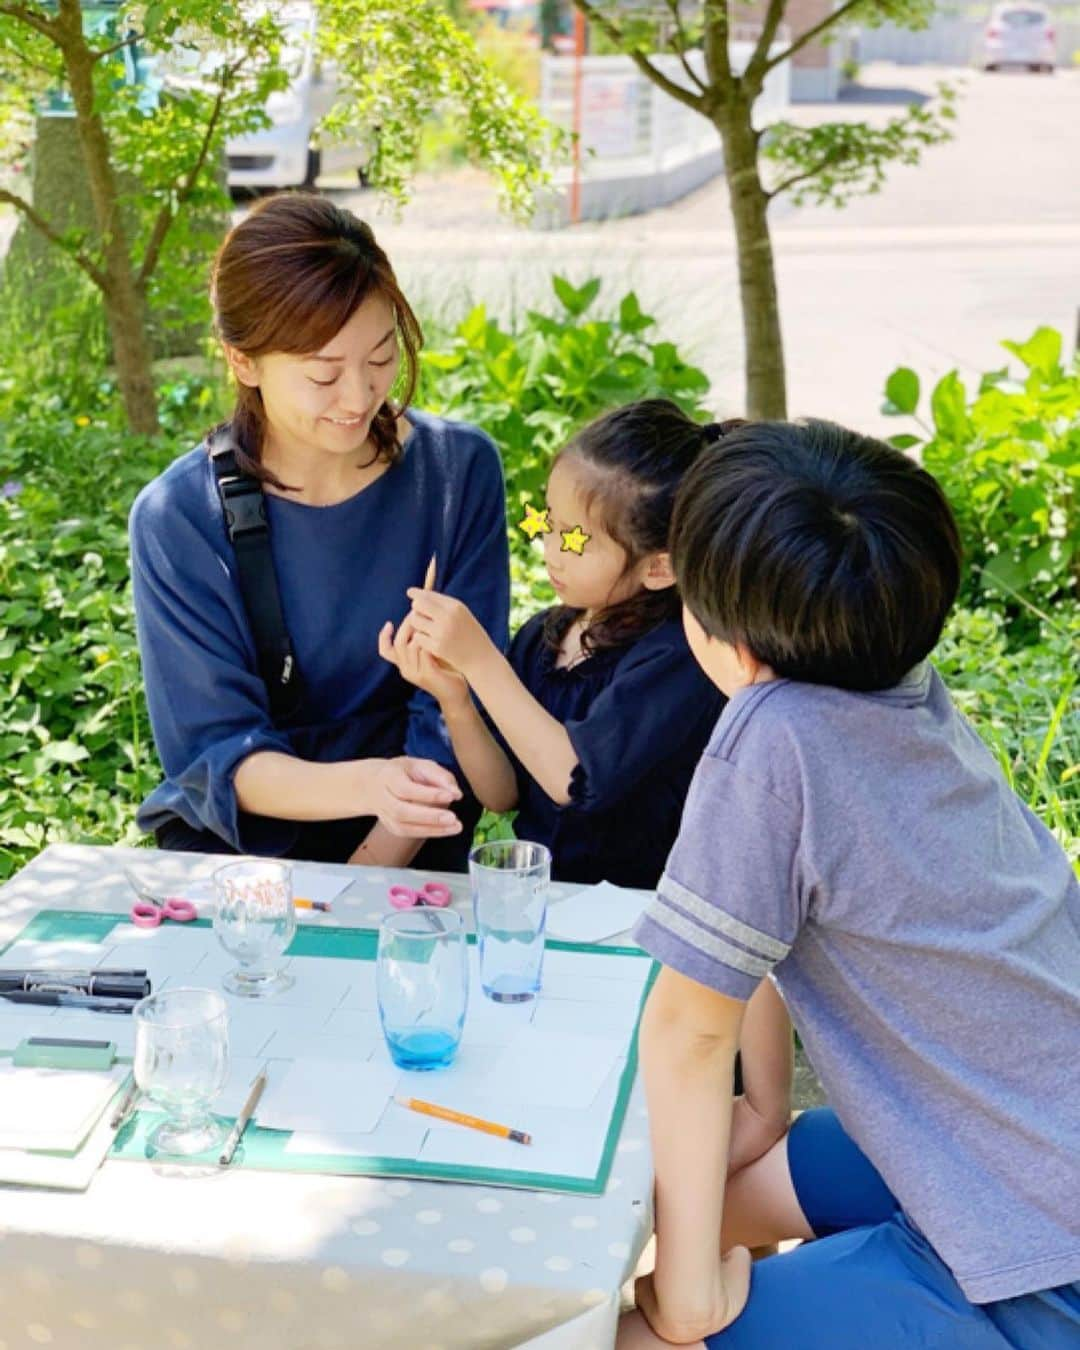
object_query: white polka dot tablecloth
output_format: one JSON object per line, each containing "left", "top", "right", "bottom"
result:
{"left": 0, "top": 845, "right": 655, "bottom": 1350}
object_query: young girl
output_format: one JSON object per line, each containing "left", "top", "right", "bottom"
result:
{"left": 379, "top": 400, "right": 733, "bottom": 889}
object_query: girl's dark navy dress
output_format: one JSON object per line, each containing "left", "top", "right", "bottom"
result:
{"left": 129, "top": 410, "right": 510, "bottom": 862}
{"left": 501, "top": 610, "right": 726, "bottom": 889}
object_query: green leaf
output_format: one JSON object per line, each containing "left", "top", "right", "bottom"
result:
{"left": 930, "top": 371, "right": 969, "bottom": 442}
{"left": 1002, "top": 328, "right": 1062, "bottom": 380}
{"left": 551, "top": 275, "right": 601, "bottom": 317}
{"left": 42, "top": 741, "right": 90, "bottom": 765}
{"left": 888, "top": 433, "right": 922, "bottom": 451}
{"left": 884, "top": 367, "right": 920, "bottom": 415}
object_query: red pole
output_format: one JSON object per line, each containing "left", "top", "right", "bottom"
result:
{"left": 569, "top": 8, "right": 586, "bottom": 225}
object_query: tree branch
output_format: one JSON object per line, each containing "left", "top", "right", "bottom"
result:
{"left": 664, "top": 0, "right": 707, "bottom": 94}
{"left": 702, "top": 0, "right": 733, "bottom": 88}
{"left": 136, "top": 59, "right": 242, "bottom": 288}
{"left": 766, "top": 151, "right": 839, "bottom": 201}
{"left": 764, "top": 0, "right": 864, "bottom": 75}
{"left": 0, "top": 187, "right": 108, "bottom": 288}
{"left": 0, "top": 2, "right": 55, "bottom": 40}
{"left": 745, "top": 0, "right": 786, "bottom": 85}
{"left": 91, "top": 34, "right": 138, "bottom": 64}
{"left": 572, "top": 0, "right": 707, "bottom": 114}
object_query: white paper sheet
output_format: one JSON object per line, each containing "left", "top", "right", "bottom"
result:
{"left": 545, "top": 882, "right": 651, "bottom": 944}
{"left": 256, "top": 1058, "right": 399, "bottom": 1134}
{"left": 0, "top": 1063, "right": 128, "bottom": 1151}
{"left": 283, "top": 1112, "right": 428, "bottom": 1159}
{"left": 290, "top": 868, "right": 354, "bottom": 909}
{"left": 0, "top": 938, "right": 113, "bottom": 971}
{"left": 484, "top": 1028, "right": 624, "bottom": 1110}
{"left": 47, "top": 1010, "right": 136, "bottom": 1057}
{"left": 0, "top": 1075, "right": 129, "bottom": 1190}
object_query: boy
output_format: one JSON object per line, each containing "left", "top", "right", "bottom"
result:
{"left": 620, "top": 420, "right": 1080, "bottom": 1347}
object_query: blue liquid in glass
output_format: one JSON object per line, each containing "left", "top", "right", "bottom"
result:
{"left": 385, "top": 1027, "right": 460, "bottom": 1070}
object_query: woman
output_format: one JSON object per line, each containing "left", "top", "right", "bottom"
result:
{"left": 129, "top": 193, "right": 509, "bottom": 868}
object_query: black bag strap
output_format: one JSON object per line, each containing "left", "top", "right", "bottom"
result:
{"left": 208, "top": 427, "right": 304, "bottom": 723}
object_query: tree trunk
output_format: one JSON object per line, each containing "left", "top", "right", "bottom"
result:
{"left": 59, "top": 5, "right": 160, "bottom": 435}
{"left": 716, "top": 103, "right": 787, "bottom": 420}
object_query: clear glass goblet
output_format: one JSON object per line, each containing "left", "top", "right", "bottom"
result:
{"left": 213, "top": 860, "right": 296, "bottom": 998}
{"left": 133, "top": 987, "right": 229, "bottom": 1156}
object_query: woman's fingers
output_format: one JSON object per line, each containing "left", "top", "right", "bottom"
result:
{"left": 403, "top": 758, "right": 462, "bottom": 796}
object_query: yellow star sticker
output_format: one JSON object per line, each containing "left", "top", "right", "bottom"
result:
{"left": 560, "top": 525, "right": 591, "bottom": 555}
{"left": 517, "top": 503, "right": 553, "bottom": 540}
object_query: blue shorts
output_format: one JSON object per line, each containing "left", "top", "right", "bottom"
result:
{"left": 706, "top": 1107, "right": 1080, "bottom": 1349}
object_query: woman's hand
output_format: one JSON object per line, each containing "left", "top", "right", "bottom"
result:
{"left": 379, "top": 617, "right": 470, "bottom": 710}
{"left": 404, "top": 587, "right": 496, "bottom": 678}
{"left": 363, "top": 757, "right": 463, "bottom": 838}
{"left": 633, "top": 1246, "right": 752, "bottom": 1344}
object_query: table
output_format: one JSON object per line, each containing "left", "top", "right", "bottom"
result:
{"left": 0, "top": 844, "right": 654, "bottom": 1350}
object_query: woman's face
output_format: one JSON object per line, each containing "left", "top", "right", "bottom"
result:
{"left": 542, "top": 457, "right": 638, "bottom": 615}
{"left": 230, "top": 292, "right": 400, "bottom": 460}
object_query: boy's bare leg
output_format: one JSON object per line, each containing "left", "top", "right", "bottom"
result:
{"left": 616, "top": 1308, "right": 705, "bottom": 1350}
{"left": 721, "top": 1131, "right": 815, "bottom": 1251}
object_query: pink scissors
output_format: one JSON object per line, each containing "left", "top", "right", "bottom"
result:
{"left": 124, "top": 869, "right": 199, "bottom": 929}
{"left": 388, "top": 880, "right": 452, "bottom": 911}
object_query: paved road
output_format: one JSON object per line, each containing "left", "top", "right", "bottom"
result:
{"left": 338, "top": 63, "right": 1080, "bottom": 437}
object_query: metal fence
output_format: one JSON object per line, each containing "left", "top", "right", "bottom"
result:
{"left": 853, "top": 2, "right": 1080, "bottom": 67}
{"left": 540, "top": 46, "right": 789, "bottom": 178}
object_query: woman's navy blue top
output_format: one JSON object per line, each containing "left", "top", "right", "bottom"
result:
{"left": 502, "top": 610, "right": 726, "bottom": 889}
{"left": 129, "top": 410, "right": 509, "bottom": 856}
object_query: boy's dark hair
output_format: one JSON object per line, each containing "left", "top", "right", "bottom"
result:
{"left": 544, "top": 399, "right": 745, "bottom": 656}
{"left": 670, "top": 419, "right": 963, "bottom": 691}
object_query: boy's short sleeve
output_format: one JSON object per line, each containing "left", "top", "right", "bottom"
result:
{"left": 633, "top": 755, "right": 806, "bottom": 1000}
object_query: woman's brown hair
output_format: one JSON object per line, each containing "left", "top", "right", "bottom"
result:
{"left": 209, "top": 193, "right": 423, "bottom": 487}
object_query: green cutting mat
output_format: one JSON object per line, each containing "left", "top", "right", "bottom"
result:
{"left": 2, "top": 909, "right": 655, "bottom": 1194}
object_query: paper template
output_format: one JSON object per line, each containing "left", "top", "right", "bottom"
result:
{"left": 256, "top": 1058, "right": 399, "bottom": 1135}
{"left": 546, "top": 881, "right": 651, "bottom": 944}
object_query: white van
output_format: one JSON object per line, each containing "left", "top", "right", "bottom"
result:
{"left": 226, "top": 2, "right": 373, "bottom": 189}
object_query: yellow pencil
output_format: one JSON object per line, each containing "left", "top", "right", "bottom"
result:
{"left": 423, "top": 554, "right": 437, "bottom": 591}
{"left": 394, "top": 1095, "right": 532, "bottom": 1145}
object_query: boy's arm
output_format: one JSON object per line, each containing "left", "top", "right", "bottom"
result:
{"left": 635, "top": 966, "right": 752, "bottom": 1344}
{"left": 729, "top": 978, "right": 794, "bottom": 1175}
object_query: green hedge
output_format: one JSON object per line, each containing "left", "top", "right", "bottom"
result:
{"left": 1, "top": 303, "right": 1077, "bottom": 878}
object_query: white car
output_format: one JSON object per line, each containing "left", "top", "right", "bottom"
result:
{"left": 981, "top": 4, "right": 1057, "bottom": 72}
{"left": 226, "top": 3, "right": 373, "bottom": 190}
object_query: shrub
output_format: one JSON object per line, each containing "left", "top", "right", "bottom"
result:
{"left": 418, "top": 274, "right": 712, "bottom": 573}
{"left": 883, "top": 328, "right": 1079, "bottom": 625}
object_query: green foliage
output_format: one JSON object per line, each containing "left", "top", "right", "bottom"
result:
{"left": 318, "top": 0, "right": 563, "bottom": 219}
{"left": 418, "top": 275, "right": 711, "bottom": 568}
{"left": 763, "top": 85, "right": 957, "bottom": 206}
{"left": 883, "top": 328, "right": 1080, "bottom": 616}
{"left": 1, "top": 303, "right": 1077, "bottom": 882}
{"left": 0, "top": 376, "right": 213, "bottom": 878}
{"left": 935, "top": 607, "right": 1080, "bottom": 869}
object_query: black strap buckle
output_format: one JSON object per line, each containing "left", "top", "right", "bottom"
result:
{"left": 218, "top": 475, "right": 267, "bottom": 538}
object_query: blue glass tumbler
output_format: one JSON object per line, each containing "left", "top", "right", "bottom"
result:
{"left": 376, "top": 908, "right": 468, "bottom": 1070}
